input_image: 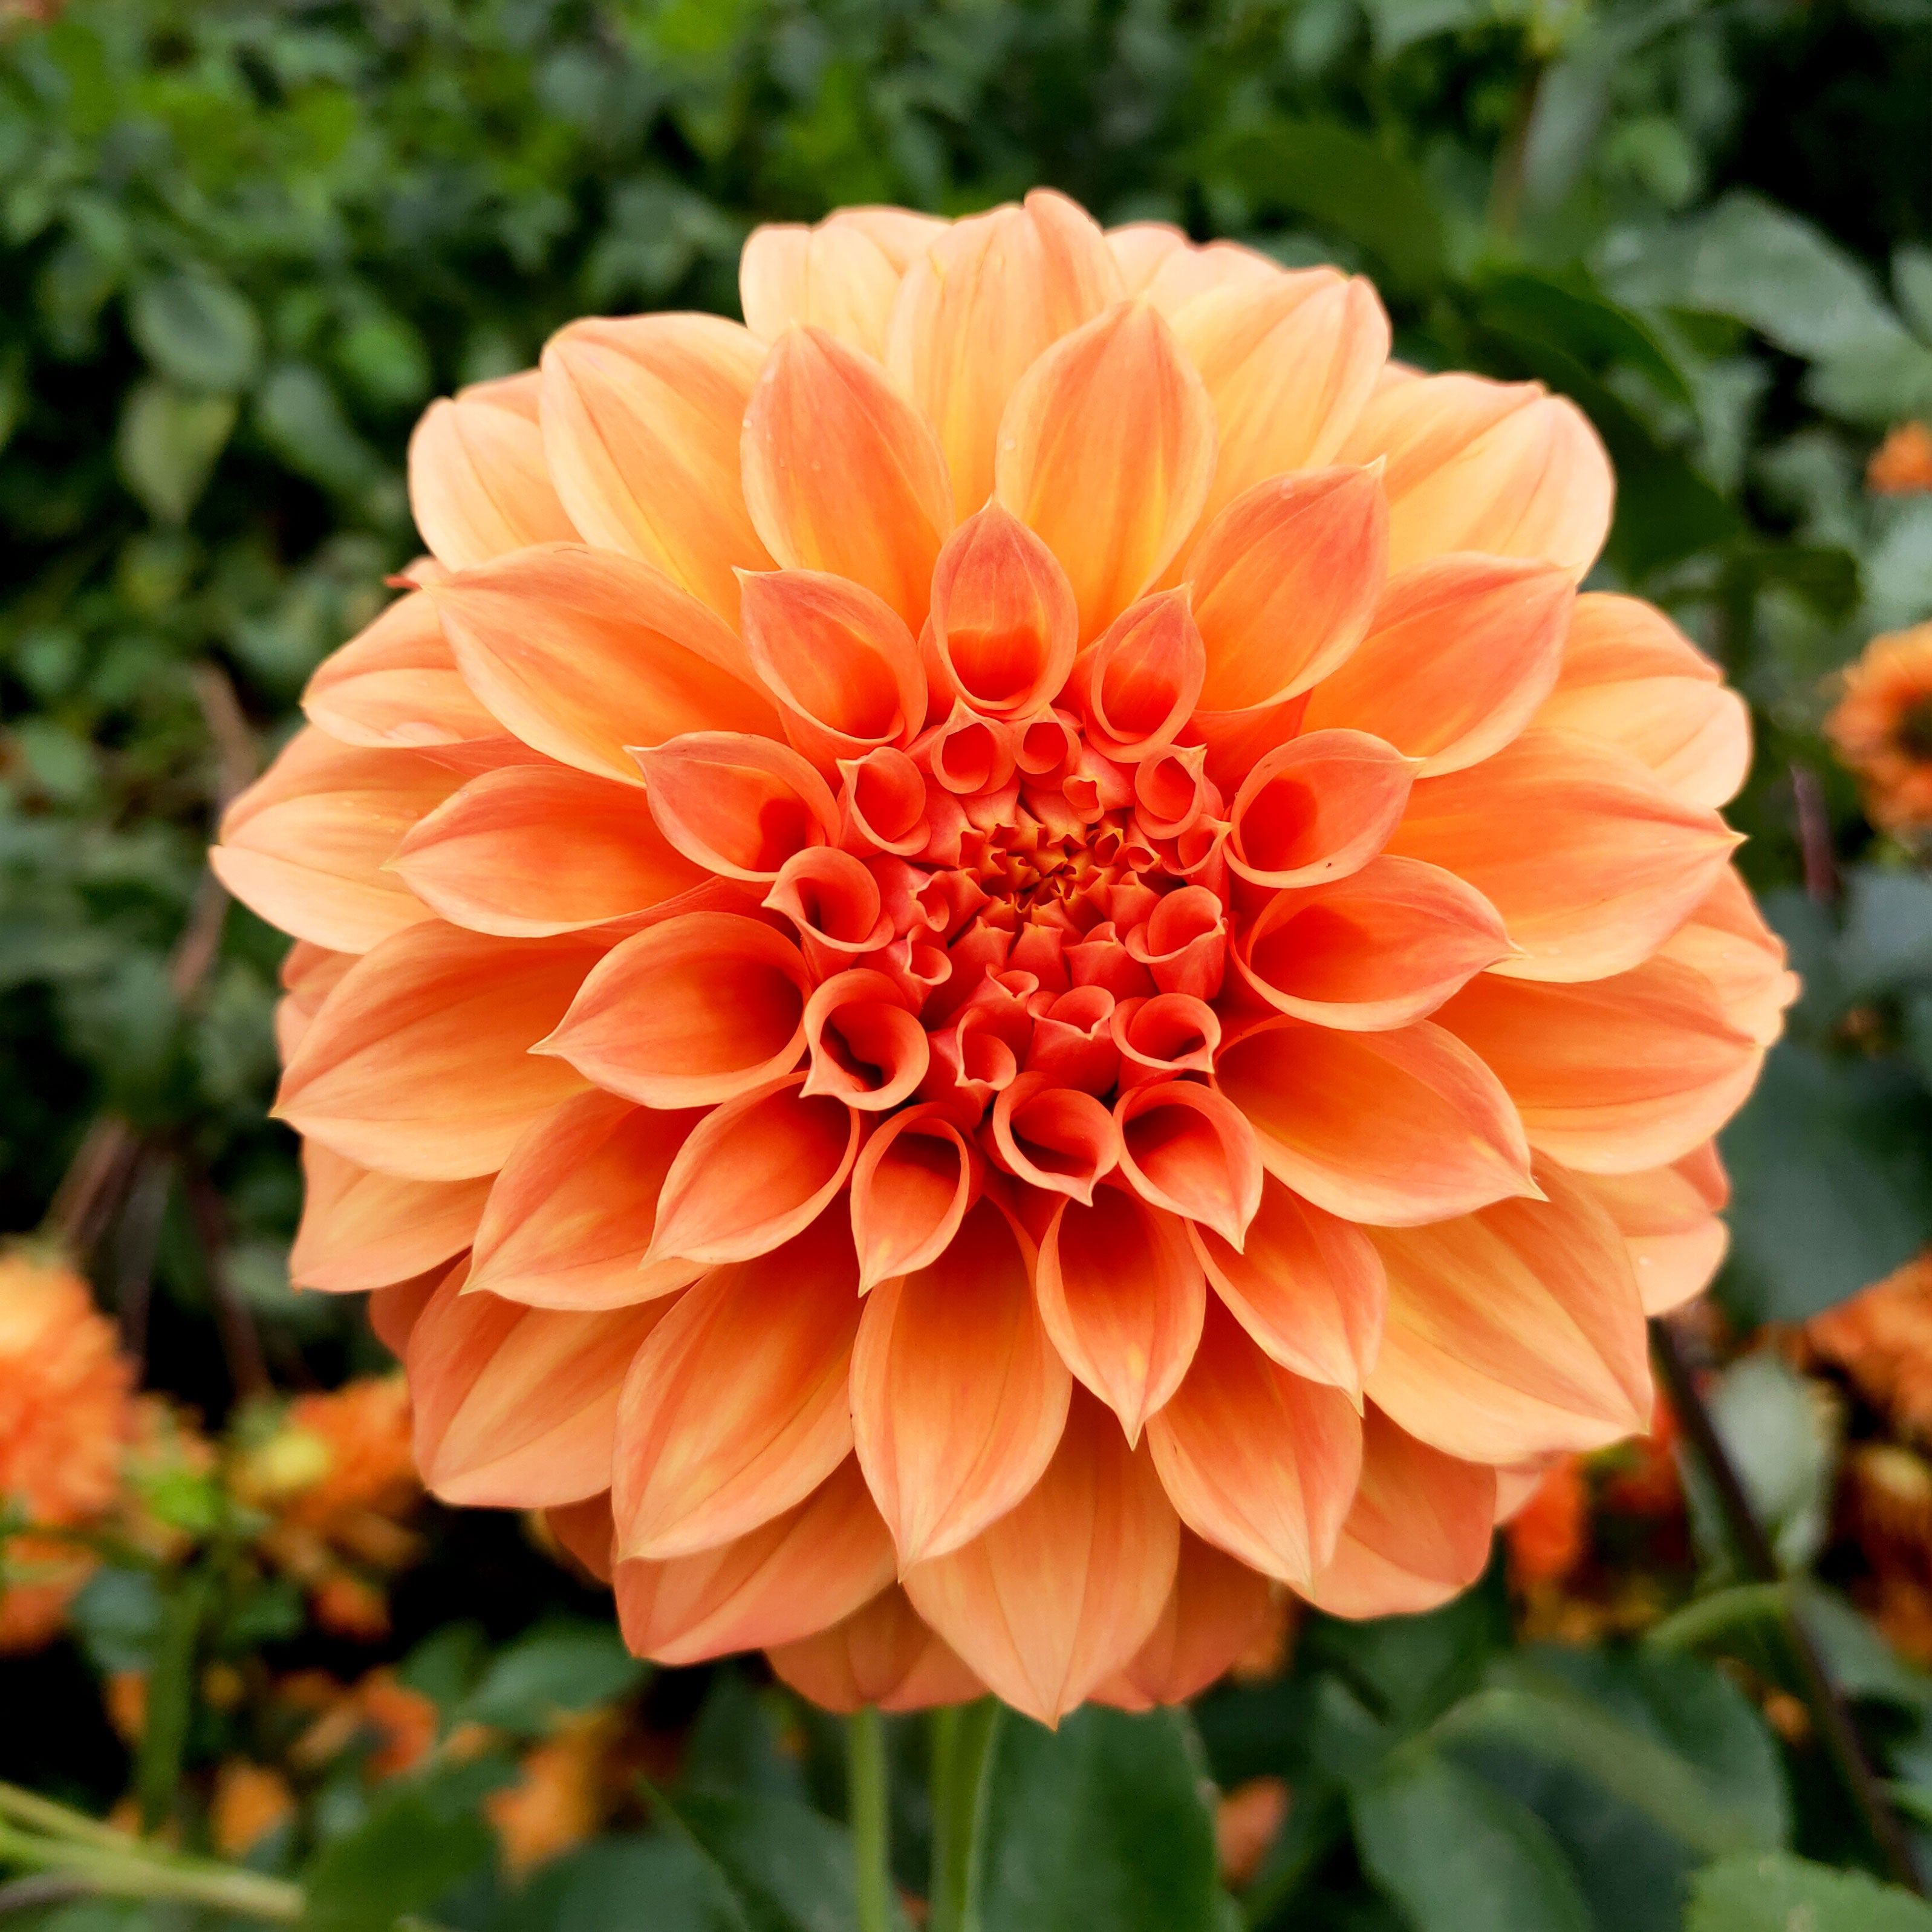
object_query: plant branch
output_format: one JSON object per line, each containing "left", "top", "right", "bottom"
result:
{"left": 0, "top": 1820, "right": 301, "bottom": 1923}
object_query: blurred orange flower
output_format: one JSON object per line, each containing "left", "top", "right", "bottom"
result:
{"left": 217, "top": 192, "right": 1785, "bottom": 1725}
{"left": 0, "top": 1250, "right": 135, "bottom": 1651}
{"left": 1826, "top": 625, "right": 1932, "bottom": 833}
{"left": 1505, "top": 1458, "right": 1589, "bottom": 1586}
{"left": 1869, "top": 422, "right": 1932, "bottom": 495}
{"left": 1808, "top": 1250, "right": 1932, "bottom": 1443}
{"left": 285, "top": 1665, "right": 440, "bottom": 1780}
{"left": 211, "top": 1760, "right": 295, "bottom": 1856}
{"left": 486, "top": 1711, "right": 620, "bottom": 1876}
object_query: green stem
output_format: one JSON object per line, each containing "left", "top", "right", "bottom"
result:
{"left": 0, "top": 1783, "right": 143, "bottom": 1854}
{"left": 847, "top": 1707, "right": 891, "bottom": 1932}
{"left": 928, "top": 1699, "right": 1001, "bottom": 1932}
{"left": 0, "top": 1822, "right": 301, "bottom": 1922}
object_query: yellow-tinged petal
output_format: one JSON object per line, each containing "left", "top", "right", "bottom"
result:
{"left": 302, "top": 590, "right": 501, "bottom": 750}
{"left": 289, "top": 1144, "right": 489, "bottom": 1294}
{"left": 741, "top": 220, "right": 903, "bottom": 360}
{"left": 407, "top": 382, "right": 578, "bottom": 571}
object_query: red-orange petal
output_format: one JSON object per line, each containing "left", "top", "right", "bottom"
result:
{"left": 1069, "top": 590, "right": 1207, "bottom": 761}
{"left": 849, "top": 1105, "right": 978, "bottom": 1292}
{"left": 1113, "top": 1080, "right": 1263, "bottom": 1247}
{"left": 767, "top": 1584, "right": 983, "bottom": 1713}
{"left": 924, "top": 504, "right": 1081, "bottom": 721}
{"left": 990, "top": 1075, "right": 1122, "bottom": 1206}
{"left": 633, "top": 733, "right": 841, "bottom": 883}
{"left": 1094, "top": 1532, "right": 1277, "bottom": 1709}
{"left": 1226, "top": 730, "right": 1415, "bottom": 889}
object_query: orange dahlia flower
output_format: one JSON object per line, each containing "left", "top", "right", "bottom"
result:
{"left": 1869, "top": 422, "right": 1932, "bottom": 495}
{"left": 1826, "top": 622, "right": 1932, "bottom": 833}
{"left": 215, "top": 193, "right": 1792, "bottom": 1725}
{"left": 0, "top": 1251, "right": 135, "bottom": 1651}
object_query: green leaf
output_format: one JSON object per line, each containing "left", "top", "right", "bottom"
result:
{"left": 1836, "top": 867, "right": 1932, "bottom": 998}
{"left": 299, "top": 1787, "right": 496, "bottom": 1932}
{"left": 977, "top": 1707, "right": 1222, "bottom": 1932}
{"left": 458, "top": 1618, "right": 646, "bottom": 1735}
{"left": 1692, "top": 1353, "right": 1839, "bottom": 1574}
{"left": 1474, "top": 266, "right": 1694, "bottom": 405}
{"left": 253, "top": 362, "right": 382, "bottom": 496}
{"left": 1719, "top": 1041, "right": 1932, "bottom": 1322}
{"left": 1351, "top": 1748, "right": 1591, "bottom": 1932}
{"left": 500, "top": 1833, "right": 746, "bottom": 1931}
{"left": 1686, "top": 1852, "right": 1932, "bottom": 1932}
{"left": 115, "top": 379, "right": 236, "bottom": 523}
{"left": 137, "top": 1570, "right": 210, "bottom": 1833}
{"left": 67, "top": 1566, "right": 163, "bottom": 1676}
{"left": 127, "top": 272, "right": 262, "bottom": 393}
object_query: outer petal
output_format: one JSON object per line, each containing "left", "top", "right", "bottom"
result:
{"left": 741, "top": 220, "right": 904, "bottom": 360}
{"left": 741, "top": 325, "right": 955, "bottom": 629}
{"left": 1304, "top": 1407, "right": 1498, "bottom": 1619}
{"left": 1534, "top": 593, "right": 1751, "bottom": 808}
{"left": 1656, "top": 868, "right": 1797, "bottom": 1048}
{"left": 1094, "top": 1532, "right": 1277, "bottom": 1709}
{"left": 536, "top": 912, "right": 811, "bottom": 1110}
{"left": 466, "top": 1090, "right": 707, "bottom": 1309}
{"left": 302, "top": 590, "right": 501, "bottom": 749}
{"left": 407, "top": 383, "right": 578, "bottom": 571}
{"left": 1365, "top": 1159, "right": 1651, "bottom": 1463}
{"left": 392, "top": 764, "right": 709, "bottom": 936}
{"left": 1437, "top": 958, "right": 1761, "bottom": 1174}
{"left": 289, "top": 1143, "right": 489, "bottom": 1293}
{"left": 612, "top": 1212, "right": 862, "bottom": 1560}
{"left": 1385, "top": 730, "right": 1740, "bottom": 983}
{"left": 1185, "top": 467, "right": 1388, "bottom": 712}
{"left": 995, "top": 301, "right": 1217, "bottom": 641}
{"left": 428, "top": 545, "right": 779, "bottom": 784}
{"left": 1302, "top": 555, "right": 1573, "bottom": 776}
{"left": 903, "top": 1390, "right": 1182, "bottom": 1726}
{"left": 614, "top": 1457, "right": 896, "bottom": 1664}
{"left": 539, "top": 314, "right": 775, "bottom": 621}
{"left": 1340, "top": 368, "right": 1614, "bottom": 579}
{"left": 1573, "top": 1146, "right": 1731, "bottom": 1316}
{"left": 1188, "top": 1174, "right": 1387, "bottom": 1398}
{"left": 886, "top": 189, "right": 1122, "bottom": 512}
{"left": 1035, "top": 1185, "right": 1206, "bottom": 1445}
{"left": 1169, "top": 273, "right": 1389, "bottom": 529}
{"left": 276, "top": 925, "right": 603, "bottom": 1180}
{"left": 768, "top": 1584, "right": 983, "bottom": 1713}
{"left": 367, "top": 1269, "right": 443, "bottom": 1358}
{"left": 212, "top": 729, "right": 458, "bottom": 954}
{"left": 409, "top": 1264, "right": 668, "bottom": 1506}
{"left": 1216, "top": 1017, "right": 1535, "bottom": 1226}
{"left": 851, "top": 1194, "right": 1071, "bottom": 1566}
{"left": 1146, "top": 1297, "right": 1363, "bottom": 1585}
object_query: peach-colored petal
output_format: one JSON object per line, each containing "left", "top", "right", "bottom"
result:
{"left": 302, "top": 590, "right": 501, "bottom": 750}
{"left": 802, "top": 970, "right": 931, "bottom": 1111}
{"left": 740, "top": 568, "right": 926, "bottom": 766}
{"left": 407, "top": 386, "right": 577, "bottom": 571}
{"left": 1304, "top": 1407, "right": 1497, "bottom": 1619}
{"left": 1534, "top": 593, "right": 1751, "bottom": 808}
{"left": 1340, "top": 369, "right": 1614, "bottom": 578}
{"left": 391, "top": 764, "right": 709, "bottom": 936}
{"left": 1070, "top": 590, "right": 1207, "bottom": 761}
{"left": 1385, "top": 730, "right": 1740, "bottom": 983}
{"left": 903, "top": 1390, "right": 1181, "bottom": 1726}
{"left": 212, "top": 729, "right": 459, "bottom": 954}
{"left": 1573, "top": 1150, "right": 1731, "bottom": 1316}
{"left": 1139, "top": 239, "right": 1284, "bottom": 316}
{"left": 613, "top": 1212, "right": 862, "bottom": 1560}
{"left": 536, "top": 912, "right": 811, "bottom": 1109}
{"left": 633, "top": 733, "right": 841, "bottom": 883}
{"left": 647, "top": 1076, "right": 860, "bottom": 1266}
{"left": 1146, "top": 1297, "right": 1362, "bottom": 1585}
{"left": 1656, "top": 868, "right": 1797, "bottom": 1047}
{"left": 1095, "top": 1532, "right": 1277, "bottom": 1709}
{"left": 827, "top": 206, "right": 952, "bottom": 271}
{"left": 1185, "top": 467, "right": 1388, "bottom": 713}
{"left": 276, "top": 925, "right": 603, "bottom": 1179}
{"left": 1035, "top": 1185, "right": 1206, "bottom": 1443}
{"left": 1226, "top": 730, "right": 1415, "bottom": 889}
{"left": 467, "top": 1090, "right": 706, "bottom": 1309}
{"left": 1234, "top": 856, "right": 1513, "bottom": 1031}
{"left": 289, "top": 1143, "right": 489, "bottom": 1293}
{"left": 1365, "top": 1159, "right": 1651, "bottom": 1463}
{"left": 539, "top": 314, "right": 774, "bottom": 621}
{"left": 742, "top": 325, "right": 955, "bottom": 628}
{"left": 1188, "top": 1174, "right": 1387, "bottom": 1397}
{"left": 990, "top": 1074, "right": 1122, "bottom": 1205}
{"left": 1104, "top": 221, "right": 1189, "bottom": 294}
{"left": 767, "top": 1584, "right": 982, "bottom": 1713}
{"left": 1215, "top": 1017, "right": 1535, "bottom": 1226}
{"left": 1170, "top": 273, "right": 1388, "bottom": 528}
{"left": 851, "top": 1194, "right": 1070, "bottom": 1566}
{"left": 615, "top": 1457, "right": 896, "bottom": 1664}
{"left": 741, "top": 220, "right": 903, "bottom": 360}
{"left": 995, "top": 301, "right": 1217, "bottom": 640}
{"left": 924, "top": 504, "right": 1081, "bottom": 721}
{"left": 849, "top": 1105, "right": 977, "bottom": 1291}
{"left": 886, "top": 190, "right": 1122, "bottom": 513}
{"left": 1113, "top": 1080, "right": 1263, "bottom": 1247}
{"left": 368, "top": 1269, "right": 444, "bottom": 1357}
{"left": 1303, "top": 555, "right": 1573, "bottom": 775}
{"left": 1438, "top": 958, "right": 1760, "bottom": 1175}
{"left": 409, "top": 1263, "right": 667, "bottom": 1505}
{"left": 428, "top": 545, "right": 779, "bottom": 784}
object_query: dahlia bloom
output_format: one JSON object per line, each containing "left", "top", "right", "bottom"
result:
{"left": 1826, "top": 622, "right": 1932, "bottom": 833}
{"left": 215, "top": 192, "right": 1793, "bottom": 1725}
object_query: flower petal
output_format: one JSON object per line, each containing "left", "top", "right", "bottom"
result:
{"left": 1573, "top": 1149, "right": 1731, "bottom": 1316}
{"left": 1226, "top": 730, "right": 1416, "bottom": 890}
{"left": 302, "top": 590, "right": 501, "bottom": 750}
{"left": 990, "top": 1075, "right": 1122, "bottom": 1206}
{"left": 633, "top": 732, "right": 841, "bottom": 884}
{"left": 924, "top": 503, "right": 1081, "bottom": 721}
{"left": 1145, "top": 1296, "right": 1363, "bottom": 1585}
{"left": 1655, "top": 868, "right": 1797, "bottom": 1048}
{"left": 849, "top": 1104, "right": 978, "bottom": 1292}
{"left": 767, "top": 1584, "right": 983, "bottom": 1713}
{"left": 289, "top": 1143, "right": 489, "bottom": 1293}
{"left": 613, "top": 1212, "right": 862, "bottom": 1560}
{"left": 851, "top": 1194, "right": 1070, "bottom": 1566}
{"left": 407, "top": 384, "right": 577, "bottom": 571}
{"left": 741, "top": 220, "right": 904, "bottom": 360}
{"left": 1094, "top": 1532, "right": 1277, "bottom": 1709}
{"left": 1215, "top": 1016, "right": 1535, "bottom": 1226}
{"left": 1113, "top": 1080, "right": 1263, "bottom": 1247}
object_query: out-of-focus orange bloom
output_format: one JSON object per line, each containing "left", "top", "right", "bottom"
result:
{"left": 1808, "top": 1251, "right": 1932, "bottom": 1443}
{"left": 105, "top": 1668, "right": 148, "bottom": 1744}
{"left": 218, "top": 192, "right": 1785, "bottom": 1725}
{"left": 287, "top": 1666, "right": 440, "bottom": 1780}
{"left": 1826, "top": 626, "right": 1932, "bottom": 833}
{"left": 0, "top": 1251, "right": 135, "bottom": 1651}
{"left": 1869, "top": 422, "right": 1932, "bottom": 495}
{"left": 486, "top": 1711, "right": 619, "bottom": 1876}
{"left": 211, "top": 1761, "right": 295, "bottom": 1856}
{"left": 1600, "top": 1394, "right": 1682, "bottom": 1515}
{"left": 1506, "top": 1457, "right": 1589, "bottom": 1586}
{"left": 1217, "top": 1776, "right": 1290, "bottom": 1888}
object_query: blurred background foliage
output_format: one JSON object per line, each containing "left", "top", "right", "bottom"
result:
{"left": 4, "top": 0, "right": 1932, "bottom": 1927}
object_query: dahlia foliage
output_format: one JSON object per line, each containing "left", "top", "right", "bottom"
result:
{"left": 213, "top": 192, "right": 1794, "bottom": 1725}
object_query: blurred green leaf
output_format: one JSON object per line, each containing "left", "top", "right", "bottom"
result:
{"left": 458, "top": 1618, "right": 646, "bottom": 1735}
{"left": 138, "top": 1570, "right": 210, "bottom": 1832}
{"left": 253, "top": 363, "right": 382, "bottom": 496}
{"left": 127, "top": 272, "right": 262, "bottom": 394}
{"left": 115, "top": 380, "right": 236, "bottom": 522}
{"left": 299, "top": 1785, "right": 496, "bottom": 1932}
{"left": 500, "top": 1834, "right": 746, "bottom": 1932}
{"left": 1686, "top": 1852, "right": 1932, "bottom": 1931}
